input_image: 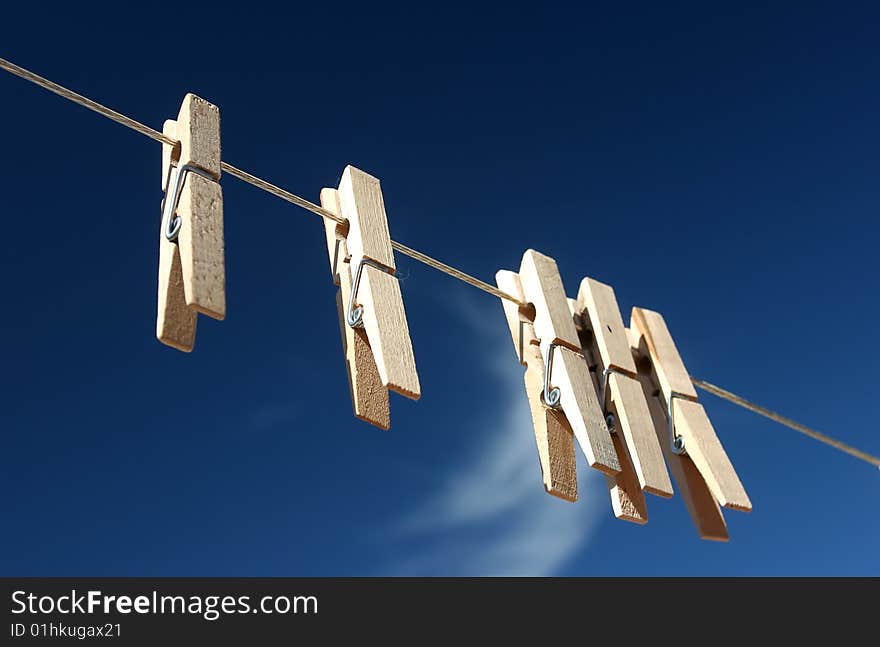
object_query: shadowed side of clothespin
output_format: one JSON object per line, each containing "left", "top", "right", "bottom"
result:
{"left": 626, "top": 327, "right": 729, "bottom": 541}
{"left": 631, "top": 307, "right": 751, "bottom": 512}
{"left": 157, "top": 120, "right": 196, "bottom": 351}
{"left": 320, "top": 187, "right": 390, "bottom": 430}
{"left": 497, "top": 270, "right": 577, "bottom": 502}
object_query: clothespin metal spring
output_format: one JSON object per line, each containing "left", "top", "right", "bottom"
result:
{"left": 667, "top": 390, "right": 692, "bottom": 455}
{"left": 515, "top": 311, "right": 565, "bottom": 407}
{"left": 517, "top": 319, "right": 532, "bottom": 367}
{"left": 347, "top": 257, "right": 395, "bottom": 328}
{"left": 599, "top": 365, "right": 633, "bottom": 435}
{"left": 517, "top": 321, "right": 574, "bottom": 412}
{"left": 539, "top": 341, "right": 588, "bottom": 410}
{"left": 161, "top": 162, "right": 218, "bottom": 242}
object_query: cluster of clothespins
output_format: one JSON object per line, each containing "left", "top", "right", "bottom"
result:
{"left": 157, "top": 94, "right": 750, "bottom": 541}
{"left": 497, "top": 260, "right": 750, "bottom": 540}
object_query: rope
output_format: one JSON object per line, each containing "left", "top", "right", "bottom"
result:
{"left": 219, "top": 162, "right": 344, "bottom": 225}
{"left": 2, "top": 57, "right": 877, "bottom": 468}
{"left": 389, "top": 240, "right": 517, "bottom": 303}
{"left": 691, "top": 378, "right": 880, "bottom": 468}
{"left": 0, "top": 57, "right": 521, "bottom": 305}
{"left": 0, "top": 58, "right": 173, "bottom": 146}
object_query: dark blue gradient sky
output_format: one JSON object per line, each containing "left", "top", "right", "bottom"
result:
{"left": 1, "top": 3, "right": 878, "bottom": 575}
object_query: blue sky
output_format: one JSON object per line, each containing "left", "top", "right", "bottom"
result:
{"left": 1, "top": 3, "right": 878, "bottom": 575}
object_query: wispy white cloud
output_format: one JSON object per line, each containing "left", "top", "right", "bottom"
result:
{"left": 382, "top": 292, "right": 606, "bottom": 576}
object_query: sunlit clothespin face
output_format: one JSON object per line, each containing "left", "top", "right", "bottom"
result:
{"left": 156, "top": 94, "right": 225, "bottom": 352}
{"left": 574, "top": 278, "right": 673, "bottom": 499}
{"left": 516, "top": 250, "right": 620, "bottom": 476}
{"left": 630, "top": 308, "right": 751, "bottom": 513}
{"left": 319, "top": 166, "right": 420, "bottom": 431}
{"left": 624, "top": 326, "right": 729, "bottom": 541}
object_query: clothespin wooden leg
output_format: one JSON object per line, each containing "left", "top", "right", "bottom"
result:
{"left": 178, "top": 172, "right": 224, "bottom": 318}
{"left": 631, "top": 307, "right": 751, "bottom": 512}
{"left": 626, "top": 327, "right": 729, "bottom": 541}
{"left": 605, "top": 422, "right": 648, "bottom": 523}
{"left": 497, "top": 270, "right": 577, "bottom": 502}
{"left": 175, "top": 95, "right": 224, "bottom": 320}
{"left": 517, "top": 250, "right": 620, "bottom": 475}
{"left": 321, "top": 188, "right": 390, "bottom": 430}
{"left": 569, "top": 298, "right": 646, "bottom": 523}
{"left": 157, "top": 120, "right": 196, "bottom": 351}
{"left": 156, "top": 94, "right": 225, "bottom": 351}
{"left": 575, "top": 277, "right": 673, "bottom": 498}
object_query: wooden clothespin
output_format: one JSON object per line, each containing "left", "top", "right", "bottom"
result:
{"left": 630, "top": 307, "right": 752, "bottom": 513}
{"left": 516, "top": 250, "right": 620, "bottom": 475}
{"left": 496, "top": 270, "right": 577, "bottom": 501}
{"left": 319, "top": 166, "right": 420, "bottom": 428}
{"left": 626, "top": 327, "right": 729, "bottom": 541}
{"left": 568, "top": 297, "right": 647, "bottom": 523}
{"left": 574, "top": 279, "right": 673, "bottom": 498}
{"left": 157, "top": 94, "right": 225, "bottom": 352}
{"left": 320, "top": 187, "right": 390, "bottom": 429}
